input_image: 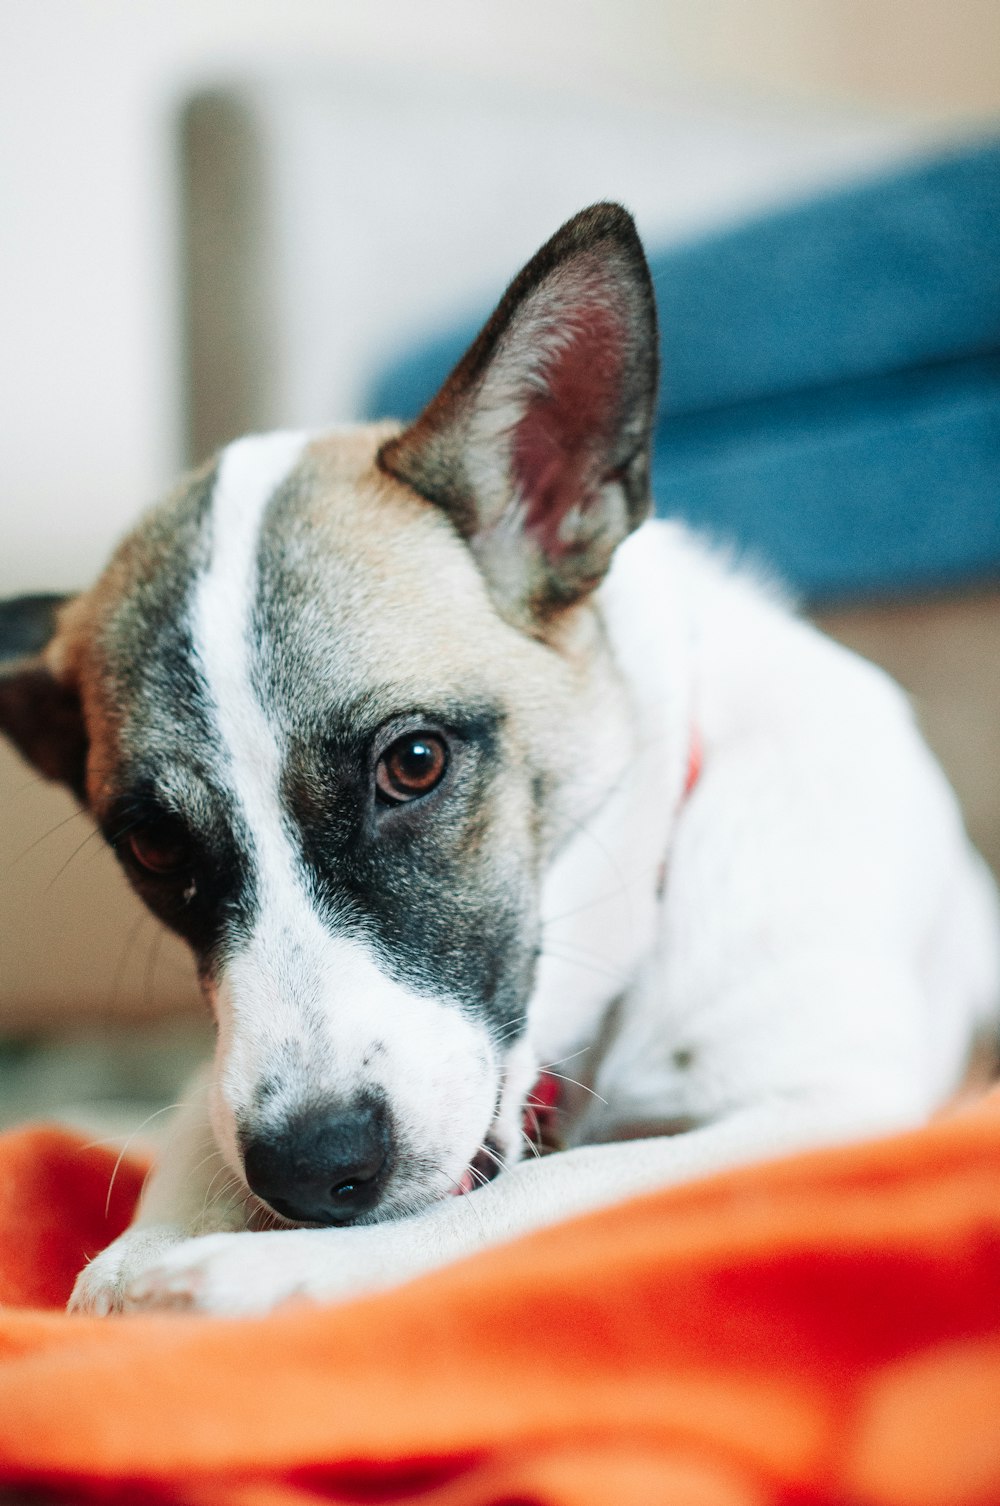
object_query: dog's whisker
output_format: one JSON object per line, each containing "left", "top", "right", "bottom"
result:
{"left": 540, "top": 1045, "right": 591, "bottom": 1071}
{"left": 81, "top": 837, "right": 119, "bottom": 868}
{"left": 5, "top": 806, "right": 92, "bottom": 873}
{"left": 540, "top": 888, "right": 635, "bottom": 930}
{"left": 538, "top": 945, "right": 628, "bottom": 984}
{"left": 199, "top": 1166, "right": 243, "bottom": 1227}
{"left": 538, "top": 801, "right": 635, "bottom": 930}
{"left": 42, "top": 825, "right": 107, "bottom": 894}
{"left": 207, "top": 1167, "right": 241, "bottom": 1210}
{"left": 184, "top": 1148, "right": 227, "bottom": 1186}
{"left": 540, "top": 1068, "right": 607, "bottom": 1106}
{"left": 108, "top": 911, "right": 151, "bottom": 1015}
{"left": 101, "top": 1103, "right": 184, "bottom": 1218}
{"left": 78, "top": 1102, "right": 184, "bottom": 1157}
{"left": 197, "top": 1161, "right": 233, "bottom": 1214}
{"left": 141, "top": 926, "right": 166, "bottom": 1013}
{"left": 195, "top": 1173, "right": 225, "bottom": 1227}
{"left": 238, "top": 1186, "right": 262, "bottom": 1224}
{"left": 539, "top": 936, "right": 622, "bottom": 966}
{"left": 492, "top": 1017, "right": 529, "bottom": 1046}
{"left": 138, "top": 1158, "right": 157, "bottom": 1209}
{"left": 539, "top": 932, "right": 624, "bottom": 964}
{"left": 201, "top": 1182, "right": 242, "bottom": 1227}
{"left": 443, "top": 1170, "right": 489, "bottom": 1238}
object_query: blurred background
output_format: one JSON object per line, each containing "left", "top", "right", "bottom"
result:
{"left": 1, "top": 0, "right": 998, "bottom": 1139}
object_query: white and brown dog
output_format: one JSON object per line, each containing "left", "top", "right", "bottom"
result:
{"left": 2, "top": 205, "right": 998, "bottom": 1316}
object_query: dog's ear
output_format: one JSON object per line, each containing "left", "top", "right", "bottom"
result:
{"left": 378, "top": 203, "right": 659, "bottom": 625}
{"left": 0, "top": 595, "right": 88, "bottom": 797}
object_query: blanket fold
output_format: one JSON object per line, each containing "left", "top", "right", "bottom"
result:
{"left": 1, "top": 1105, "right": 999, "bottom": 1505}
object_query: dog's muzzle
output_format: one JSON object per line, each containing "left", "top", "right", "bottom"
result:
{"left": 242, "top": 1100, "right": 391, "bottom": 1226}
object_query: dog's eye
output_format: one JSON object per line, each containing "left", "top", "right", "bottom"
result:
{"left": 126, "top": 822, "right": 191, "bottom": 876}
{"left": 376, "top": 732, "right": 448, "bottom": 803}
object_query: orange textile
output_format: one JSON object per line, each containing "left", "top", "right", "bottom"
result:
{"left": 1, "top": 1107, "right": 1000, "bottom": 1506}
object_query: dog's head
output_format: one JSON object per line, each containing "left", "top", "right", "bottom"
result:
{"left": 0, "top": 204, "right": 658, "bottom": 1224}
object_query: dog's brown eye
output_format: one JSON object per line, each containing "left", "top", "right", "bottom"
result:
{"left": 127, "top": 824, "right": 190, "bottom": 876}
{"left": 376, "top": 733, "right": 448, "bottom": 803}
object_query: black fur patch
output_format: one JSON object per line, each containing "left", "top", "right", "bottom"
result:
{"left": 280, "top": 699, "right": 535, "bottom": 1038}
{"left": 95, "top": 465, "right": 261, "bottom": 964}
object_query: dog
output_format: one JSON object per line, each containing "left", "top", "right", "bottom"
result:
{"left": 1, "top": 203, "right": 998, "bottom": 1316}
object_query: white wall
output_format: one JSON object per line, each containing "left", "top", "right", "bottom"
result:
{"left": 0, "top": 0, "right": 682, "bottom": 596}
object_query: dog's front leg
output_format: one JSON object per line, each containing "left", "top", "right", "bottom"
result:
{"left": 68, "top": 1068, "right": 250, "bottom": 1314}
{"left": 102, "top": 1089, "right": 907, "bottom": 1318}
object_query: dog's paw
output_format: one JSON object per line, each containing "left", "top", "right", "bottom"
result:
{"left": 68, "top": 1225, "right": 184, "bottom": 1315}
{"left": 114, "top": 1233, "right": 237, "bottom": 1314}
{"left": 107, "top": 1218, "right": 459, "bottom": 1317}
{"left": 110, "top": 1230, "right": 349, "bottom": 1316}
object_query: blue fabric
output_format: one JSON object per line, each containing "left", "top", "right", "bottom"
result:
{"left": 365, "top": 142, "right": 1000, "bottom": 604}
{"left": 654, "top": 356, "right": 1000, "bottom": 599}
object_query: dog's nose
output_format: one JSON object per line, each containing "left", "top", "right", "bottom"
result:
{"left": 243, "top": 1102, "right": 391, "bottom": 1225}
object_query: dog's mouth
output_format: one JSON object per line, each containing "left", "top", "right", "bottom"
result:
{"left": 452, "top": 1070, "right": 565, "bottom": 1197}
{"left": 451, "top": 1139, "right": 504, "bottom": 1197}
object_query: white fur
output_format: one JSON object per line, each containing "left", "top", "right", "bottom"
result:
{"left": 70, "top": 514, "right": 1000, "bottom": 1318}
{"left": 529, "top": 523, "right": 696, "bottom": 1067}
{"left": 189, "top": 433, "right": 502, "bottom": 1206}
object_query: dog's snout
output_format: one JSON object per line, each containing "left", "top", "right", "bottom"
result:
{"left": 243, "top": 1101, "right": 391, "bottom": 1226}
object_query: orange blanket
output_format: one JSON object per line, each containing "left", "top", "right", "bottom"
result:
{"left": 1, "top": 1106, "right": 999, "bottom": 1506}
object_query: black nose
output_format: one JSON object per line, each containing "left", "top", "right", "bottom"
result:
{"left": 243, "top": 1101, "right": 391, "bottom": 1226}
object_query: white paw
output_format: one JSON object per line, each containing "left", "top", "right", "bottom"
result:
{"left": 113, "top": 1231, "right": 304, "bottom": 1316}
{"left": 87, "top": 1229, "right": 367, "bottom": 1316}
{"left": 68, "top": 1194, "right": 487, "bottom": 1318}
{"left": 67, "top": 1226, "right": 183, "bottom": 1315}
{"left": 95, "top": 1213, "right": 462, "bottom": 1317}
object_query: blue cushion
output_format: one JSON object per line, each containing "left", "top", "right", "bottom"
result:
{"left": 365, "top": 142, "right": 1000, "bottom": 604}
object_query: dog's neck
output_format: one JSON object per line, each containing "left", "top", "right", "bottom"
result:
{"left": 529, "top": 521, "right": 696, "bottom": 1070}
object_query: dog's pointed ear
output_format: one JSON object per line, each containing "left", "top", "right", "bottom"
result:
{"left": 378, "top": 203, "right": 659, "bottom": 625}
{"left": 0, "top": 595, "right": 88, "bottom": 797}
